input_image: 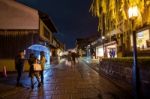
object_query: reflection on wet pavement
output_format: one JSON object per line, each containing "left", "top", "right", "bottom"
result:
{"left": 0, "top": 59, "right": 132, "bottom": 99}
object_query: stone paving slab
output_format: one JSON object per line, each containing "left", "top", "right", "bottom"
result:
{"left": 0, "top": 59, "right": 132, "bottom": 99}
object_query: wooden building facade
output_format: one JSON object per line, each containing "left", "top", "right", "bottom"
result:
{"left": 0, "top": 0, "right": 61, "bottom": 71}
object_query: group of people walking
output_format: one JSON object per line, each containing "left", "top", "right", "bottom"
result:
{"left": 15, "top": 51, "right": 46, "bottom": 89}
{"left": 67, "top": 51, "right": 79, "bottom": 66}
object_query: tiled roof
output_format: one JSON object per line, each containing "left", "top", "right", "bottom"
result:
{"left": 0, "top": 0, "right": 39, "bottom": 29}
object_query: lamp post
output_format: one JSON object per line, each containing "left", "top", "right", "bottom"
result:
{"left": 128, "top": 5, "right": 141, "bottom": 99}
{"left": 102, "top": 36, "right": 105, "bottom": 57}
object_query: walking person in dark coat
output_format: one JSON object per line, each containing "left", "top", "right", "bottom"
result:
{"left": 15, "top": 51, "right": 25, "bottom": 86}
{"left": 28, "top": 53, "right": 35, "bottom": 88}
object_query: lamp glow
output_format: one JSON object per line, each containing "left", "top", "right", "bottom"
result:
{"left": 102, "top": 36, "right": 105, "bottom": 40}
{"left": 128, "top": 6, "right": 139, "bottom": 19}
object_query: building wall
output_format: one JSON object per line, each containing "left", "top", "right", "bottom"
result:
{"left": 0, "top": 1, "right": 60, "bottom": 72}
{"left": 0, "top": 30, "right": 39, "bottom": 59}
{"left": 0, "top": 59, "right": 30, "bottom": 72}
{"left": 39, "top": 19, "right": 53, "bottom": 44}
{"left": 0, "top": 30, "right": 39, "bottom": 72}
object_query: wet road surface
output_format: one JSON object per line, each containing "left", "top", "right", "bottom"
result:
{"left": 0, "top": 59, "right": 132, "bottom": 99}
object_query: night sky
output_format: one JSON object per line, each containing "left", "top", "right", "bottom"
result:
{"left": 17, "top": 0, "right": 98, "bottom": 49}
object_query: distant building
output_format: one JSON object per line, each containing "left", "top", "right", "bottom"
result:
{"left": 76, "top": 34, "right": 99, "bottom": 57}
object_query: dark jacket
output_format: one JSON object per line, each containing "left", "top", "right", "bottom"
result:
{"left": 15, "top": 55, "right": 24, "bottom": 71}
{"left": 28, "top": 56, "right": 35, "bottom": 77}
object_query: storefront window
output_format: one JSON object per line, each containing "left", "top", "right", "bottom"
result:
{"left": 131, "top": 29, "right": 150, "bottom": 50}
{"left": 137, "top": 29, "right": 150, "bottom": 49}
{"left": 96, "top": 46, "right": 104, "bottom": 57}
{"left": 105, "top": 45, "right": 117, "bottom": 58}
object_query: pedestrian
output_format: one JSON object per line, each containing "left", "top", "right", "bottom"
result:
{"left": 109, "top": 49, "right": 112, "bottom": 58}
{"left": 31, "top": 57, "right": 42, "bottom": 89}
{"left": 76, "top": 53, "right": 79, "bottom": 64}
{"left": 71, "top": 52, "right": 76, "bottom": 65}
{"left": 31, "top": 57, "right": 41, "bottom": 89}
{"left": 67, "top": 51, "right": 72, "bottom": 66}
{"left": 40, "top": 51, "right": 46, "bottom": 84}
{"left": 28, "top": 53, "right": 36, "bottom": 89}
{"left": 15, "top": 50, "right": 25, "bottom": 86}
{"left": 111, "top": 49, "right": 115, "bottom": 58}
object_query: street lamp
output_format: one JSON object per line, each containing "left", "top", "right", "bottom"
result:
{"left": 102, "top": 36, "right": 105, "bottom": 40}
{"left": 128, "top": 5, "right": 141, "bottom": 99}
{"left": 102, "top": 36, "right": 105, "bottom": 57}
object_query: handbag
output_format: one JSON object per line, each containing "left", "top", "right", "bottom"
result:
{"left": 33, "top": 63, "right": 42, "bottom": 71}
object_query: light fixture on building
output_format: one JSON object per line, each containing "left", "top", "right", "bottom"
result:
{"left": 102, "top": 36, "right": 105, "bottom": 40}
{"left": 128, "top": 6, "right": 139, "bottom": 19}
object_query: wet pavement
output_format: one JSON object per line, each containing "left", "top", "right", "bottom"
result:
{"left": 0, "top": 59, "right": 132, "bottom": 99}
{"left": 82, "top": 58, "right": 132, "bottom": 93}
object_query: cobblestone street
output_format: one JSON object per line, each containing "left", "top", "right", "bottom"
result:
{"left": 0, "top": 59, "right": 132, "bottom": 99}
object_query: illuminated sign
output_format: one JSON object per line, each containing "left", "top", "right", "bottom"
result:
{"left": 137, "top": 32, "right": 143, "bottom": 38}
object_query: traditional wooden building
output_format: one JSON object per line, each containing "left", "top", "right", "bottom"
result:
{"left": 0, "top": 0, "right": 60, "bottom": 71}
